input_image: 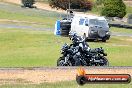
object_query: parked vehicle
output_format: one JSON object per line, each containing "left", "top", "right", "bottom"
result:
{"left": 54, "top": 10, "right": 74, "bottom": 36}
{"left": 57, "top": 33, "right": 109, "bottom": 66}
{"left": 21, "top": 0, "right": 36, "bottom": 8}
{"left": 70, "top": 14, "right": 111, "bottom": 42}
{"left": 55, "top": 12, "right": 111, "bottom": 42}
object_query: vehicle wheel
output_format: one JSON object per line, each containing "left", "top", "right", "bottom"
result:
{"left": 102, "top": 37, "right": 107, "bottom": 42}
{"left": 21, "top": 5, "right": 25, "bottom": 8}
{"left": 102, "top": 39, "right": 106, "bottom": 42}
{"left": 98, "top": 30, "right": 106, "bottom": 38}
{"left": 76, "top": 76, "right": 86, "bottom": 85}
{"left": 62, "top": 18, "right": 67, "bottom": 20}
{"left": 34, "top": 6, "right": 37, "bottom": 8}
{"left": 99, "top": 57, "right": 109, "bottom": 66}
{"left": 86, "top": 39, "right": 95, "bottom": 42}
{"left": 57, "top": 57, "right": 72, "bottom": 66}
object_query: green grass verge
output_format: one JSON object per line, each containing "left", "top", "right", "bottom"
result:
{"left": 0, "top": 3, "right": 64, "bottom": 28}
{"left": 0, "top": 2, "right": 132, "bottom": 67}
{"left": 0, "top": 9, "right": 57, "bottom": 28}
{"left": 126, "top": 6, "right": 132, "bottom": 16}
{"left": 0, "top": 28, "right": 68, "bottom": 67}
{"left": 0, "top": 81, "right": 132, "bottom": 88}
{"left": 0, "top": 28, "right": 132, "bottom": 67}
{"left": 110, "top": 27, "right": 132, "bottom": 34}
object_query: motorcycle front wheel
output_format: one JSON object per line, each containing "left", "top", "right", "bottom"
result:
{"left": 57, "top": 57, "right": 72, "bottom": 66}
{"left": 99, "top": 57, "right": 109, "bottom": 66}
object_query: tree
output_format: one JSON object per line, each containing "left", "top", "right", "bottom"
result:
{"left": 101, "top": 0, "right": 126, "bottom": 18}
{"left": 95, "top": 0, "right": 104, "bottom": 5}
{"left": 48, "top": 0, "right": 93, "bottom": 11}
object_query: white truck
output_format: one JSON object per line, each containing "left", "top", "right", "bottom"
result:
{"left": 70, "top": 14, "right": 111, "bottom": 42}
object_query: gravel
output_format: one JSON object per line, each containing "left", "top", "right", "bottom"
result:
{"left": 0, "top": 67, "right": 131, "bottom": 84}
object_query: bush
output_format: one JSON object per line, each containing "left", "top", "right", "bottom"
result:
{"left": 48, "top": 0, "right": 93, "bottom": 11}
{"left": 95, "top": 0, "right": 104, "bottom": 5}
{"left": 101, "top": 0, "right": 126, "bottom": 18}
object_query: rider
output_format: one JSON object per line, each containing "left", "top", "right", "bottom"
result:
{"left": 69, "top": 32, "right": 90, "bottom": 66}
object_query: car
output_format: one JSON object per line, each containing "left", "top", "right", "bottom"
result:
{"left": 21, "top": 0, "right": 36, "bottom": 8}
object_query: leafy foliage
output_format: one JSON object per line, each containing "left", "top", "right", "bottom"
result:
{"left": 95, "top": 0, "right": 104, "bottom": 5}
{"left": 101, "top": 0, "right": 126, "bottom": 18}
{"left": 48, "top": 0, "right": 93, "bottom": 11}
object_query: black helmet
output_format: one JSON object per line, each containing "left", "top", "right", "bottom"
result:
{"left": 62, "top": 43, "right": 69, "bottom": 50}
{"left": 69, "top": 32, "right": 80, "bottom": 44}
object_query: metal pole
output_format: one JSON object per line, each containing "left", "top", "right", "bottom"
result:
{"left": 69, "top": 0, "right": 71, "bottom": 9}
{"left": 68, "top": 0, "right": 71, "bottom": 19}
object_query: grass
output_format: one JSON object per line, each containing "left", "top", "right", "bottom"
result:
{"left": 0, "top": 9, "right": 57, "bottom": 28}
{"left": 0, "top": 2, "right": 64, "bottom": 28}
{"left": 0, "top": 28, "right": 132, "bottom": 67}
{"left": 126, "top": 6, "right": 132, "bottom": 16}
{"left": 0, "top": 81, "right": 132, "bottom": 88}
{"left": 110, "top": 27, "right": 132, "bottom": 34}
{"left": 90, "top": 36, "right": 132, "bottom": 66}
{"left": 0, "top": 28, "right": 71, "bottom": 67}
{"left": 0, "top": 2, "right": 132, "bottom": 67}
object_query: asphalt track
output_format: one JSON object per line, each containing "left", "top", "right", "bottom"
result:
{"left": 0, "top": 23, "right": 53, "bottom": 31}
{"left": 0, "top": 23, "right": 132, "bottom": 37}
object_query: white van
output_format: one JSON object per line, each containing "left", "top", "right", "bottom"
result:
{"left": 70, "top": 14, "right": 111, "bottom": 42}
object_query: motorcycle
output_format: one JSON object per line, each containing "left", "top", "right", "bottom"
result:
{"left": 57, "top": 33, "right": 109, "bottom": 66}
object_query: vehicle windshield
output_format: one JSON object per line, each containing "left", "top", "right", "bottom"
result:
{"left": 89, "top": 19, "right": 108, "bottom": 27}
